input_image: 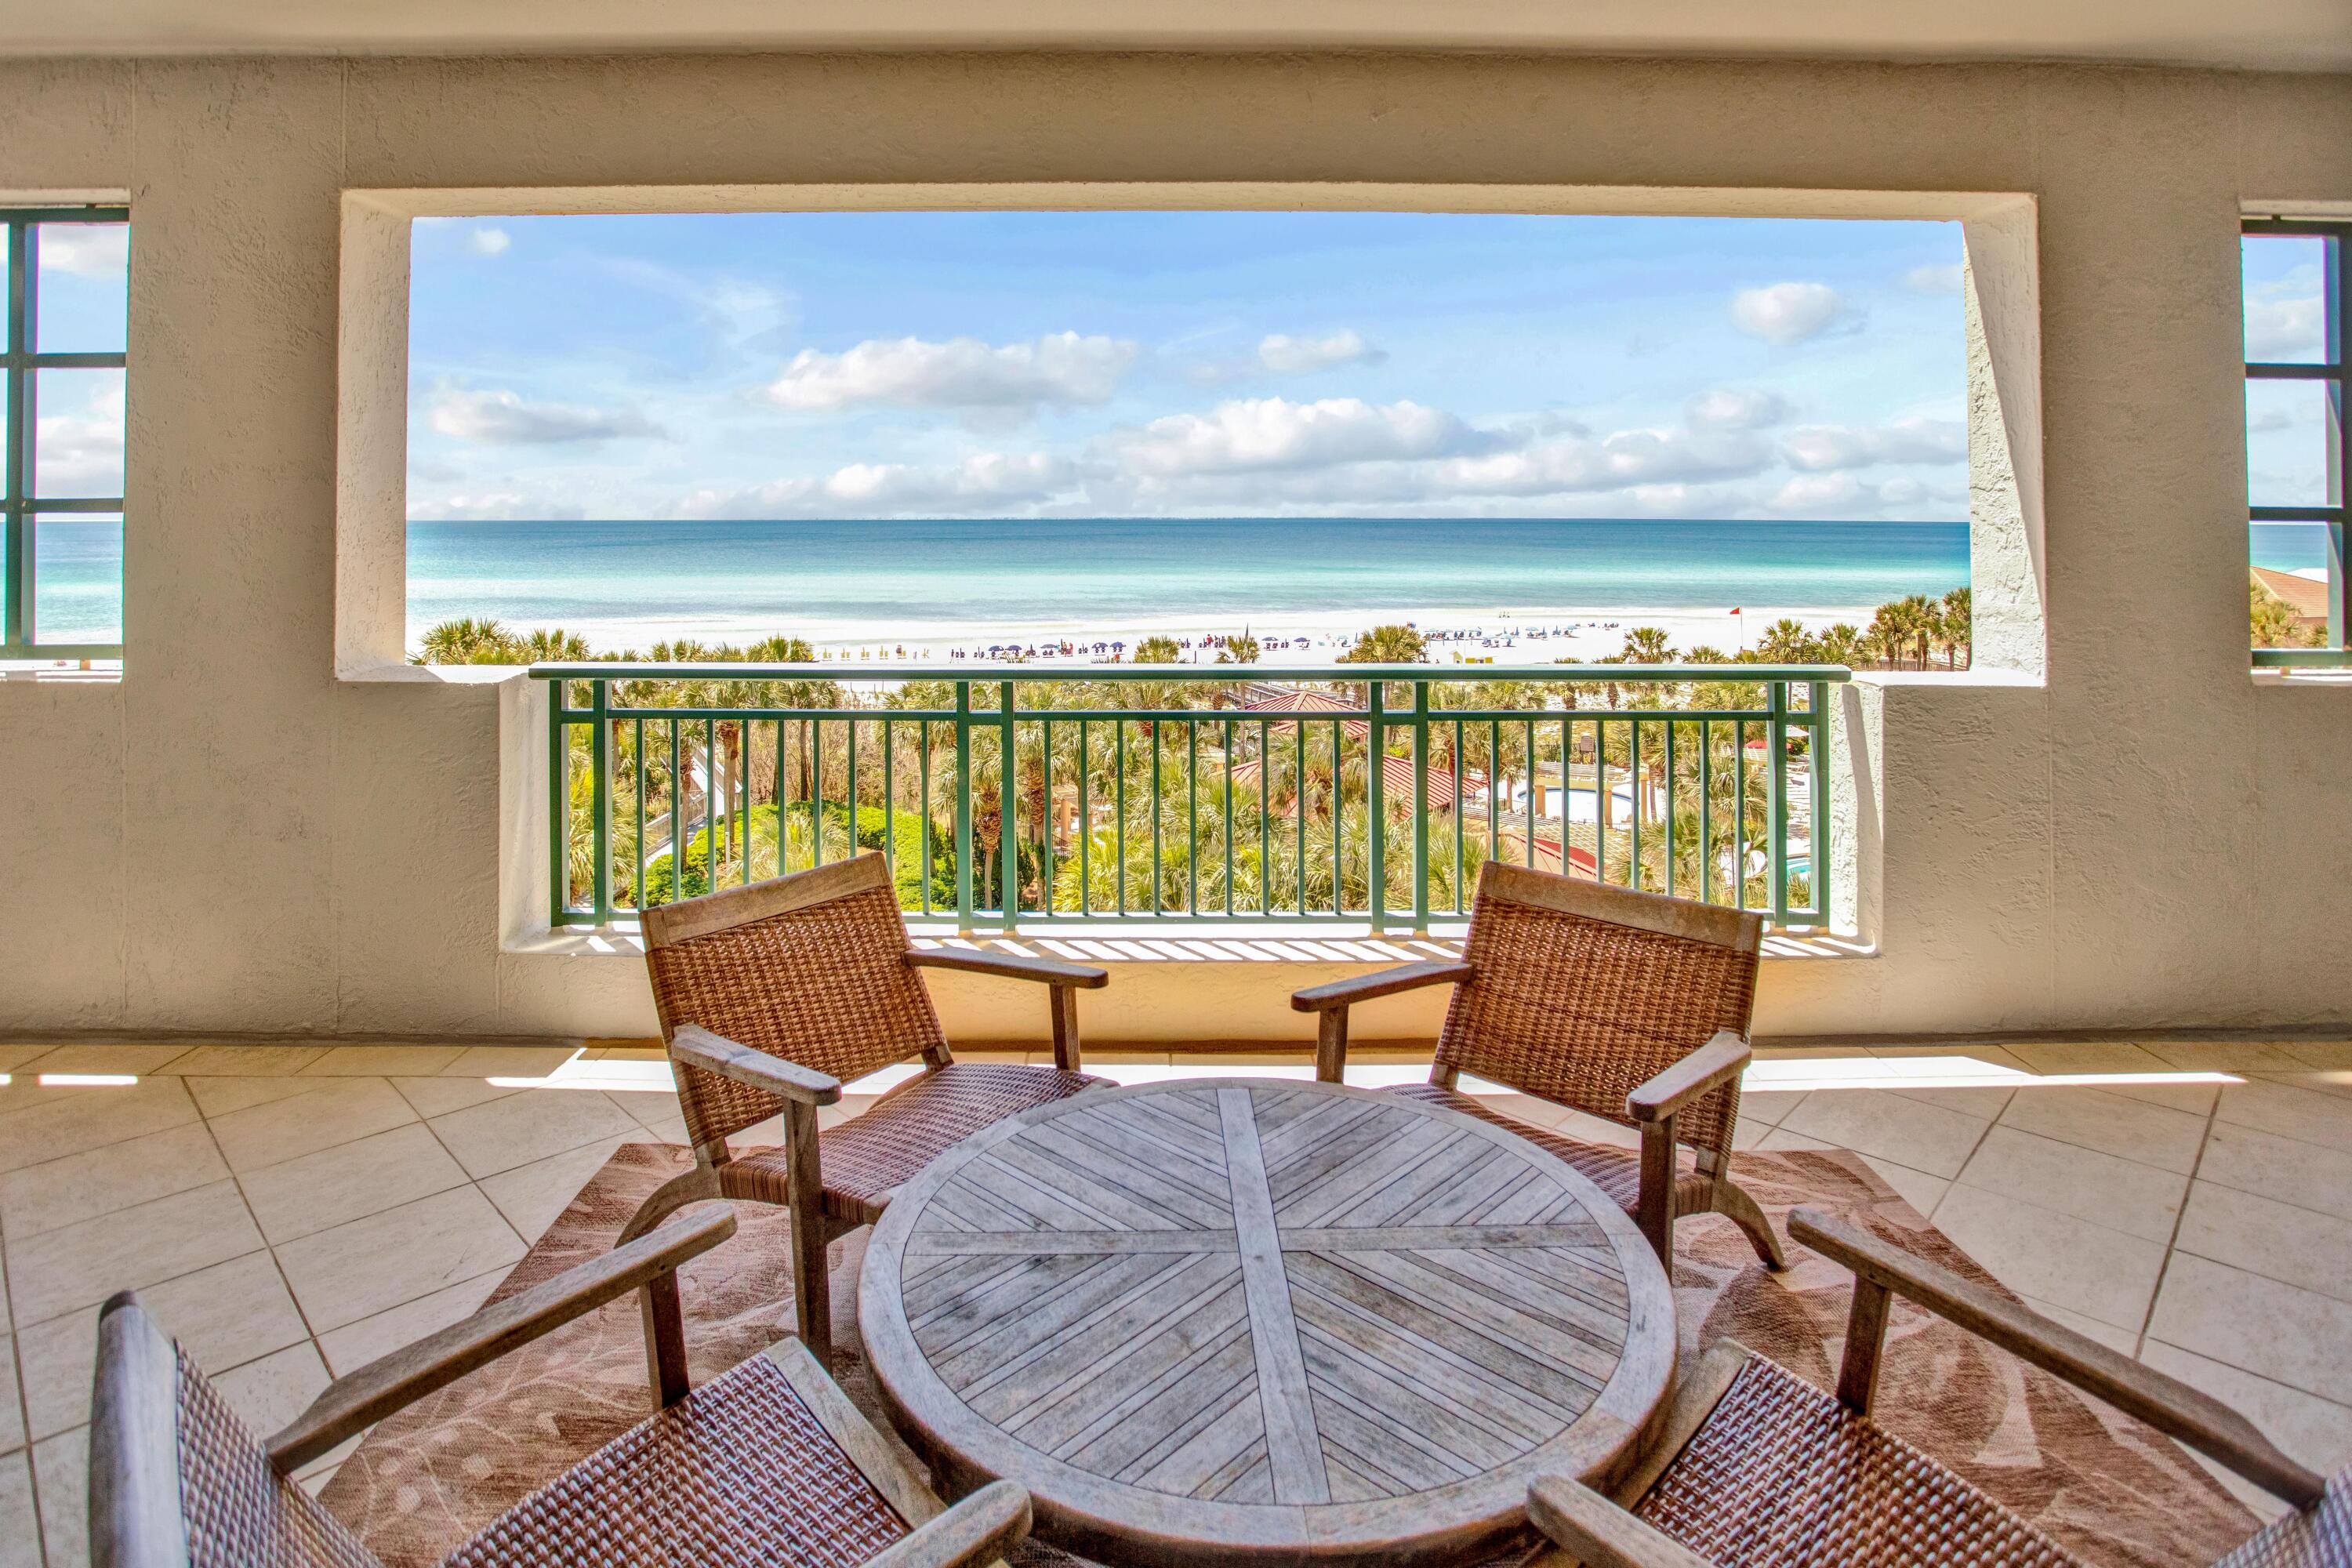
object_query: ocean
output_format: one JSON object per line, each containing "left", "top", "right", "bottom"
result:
{"left": 22, "top": 517, "right": 2337, "bottom": 654}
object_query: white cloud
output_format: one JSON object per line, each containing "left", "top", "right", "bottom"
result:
{"left": 428, "top": 387, "right": 662, "bottom": 445}
{"left": 1256, "top": 330, "right": 1385, "bottom": 376}
{"left": 1902, "top": 263, "right": 1965, "bottom": 294}
{"left": 32, "top": 378, "right": 125, "bottom": 494}
{"left": 1731, "top": 282, "right": 1845, "bottom": 344}
{"left": 408, "top": 492, "right": 584, "bottom": 522}
{"left": 764, "top": 332, "right": 1138, "bottom": 414}
{"left": 1685, "top": 387, "right": 1789, "bottom": 430}
{"left": 37, "top": 224, "right": 128, "bottom": 278}
{"left": 1432, "top": 426, "right": 1774, "bottom": 498}
{"left": 2245, "top": 294, "right": 2324, "bottom": 360}
{"left": 1781, "top": 416, "right": 1965, "bottom": 471}
{"left": 1112, "top": 397, "right": 1489, "bottom": 477}
{"left": 2248, "top": 404, "right": 2297, "bottom": 434}
{"left": 673, "top": 452, "right": 1076, "bottom": 520}
{"left": 466, "top": 227, "right": 512, "bottom": 257}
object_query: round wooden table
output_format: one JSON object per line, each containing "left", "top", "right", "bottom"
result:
{"left": 859, "top": 1077, "right": 1676, "bottom": 1568}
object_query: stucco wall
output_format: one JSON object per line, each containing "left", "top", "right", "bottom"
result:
{"left": 0, "top": 53, "right": 2346, "bottom": 1042}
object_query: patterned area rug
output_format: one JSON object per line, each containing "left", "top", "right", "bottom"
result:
{"left": 318, "top": 1142, "right": 2256, "bottom": 1568}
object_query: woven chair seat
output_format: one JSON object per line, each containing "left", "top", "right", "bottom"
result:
{"left": 441, "top": 1350, "right": 909, "bottom": 1568}
{"left": 725, "top": 1061, "right": 1107, "bottom": 1225}
{"left": 1386, "top": 1081, "right": 1713, "bottom": 1217}
{"left": 1633, "top": 1352, "right": 2087, "bottom": 1568}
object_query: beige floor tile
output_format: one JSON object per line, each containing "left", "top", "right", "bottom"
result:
{"left": 2015, "top": 1294, "right": 2140, "bottom": 1353}
{"left": 0, "top": 1451, "right": 39, "bottom": 1568}
{"left": 317, "top": 1268, "right": 508, "bottom": 1376}
{"left": 2140, "top": 1338, "right": 2352, "bottom": 1474}
{"left": 627, "top": 1102, "right": 691, "bottom": 1145}
{"left": 0, "top": 1121, "right": 228, "bottom": 1240}
{"left": 17, "top": 1250, "right": 306, "bottom": 1441}
{"left": 2176, "top": 1182, "right": 2352, "bottom": 1305}
{"left": 2256, "top": 1068, "right": 2352, "bottom": 1103}
{"left": 0, "top": 1338, "right": 20, "bottom": 1455}
{"left": 2008, "top": 1040, "right": 2172, "bottom": 1076}
{"left": 478, "top": 1133, "right": 641, "bottom": 1244}
{"left": 2143, "top": 1040, "right": 2317, "bottom": 1073}
{"left": 1994, "top": 1085, "right": 2209, "bottom": 1174}
{"left": 1735, "top": 1088, "right": 1805, "bottom": 1130}
{"left": 297, "top": 1044, "right": 468, "bottom": 1077}
{"left": 237, "top": 1123, "right": 470, "bottom": 1245}
{"left": 1730, "top": 1117, "right": 1776, "bottom": 1152}
{"left": 388, "top": 1074, "right": 524, "bottom": 1119}
{"left": 33, "top": 1427, "right": 85, "bottom": 1568}
{"left": 5, "top": 1179, "right": 262, "bottom": 1327}
{"left": 2217, "top": 1078, "right": 2352, "bottom": 1149}
{"left": 2281, "top": 1041, "right": 2352, "bottom": 1070}
{"left": 0, "top": 1044, "right": 56, "bottom": 1072}
{"left": 0, "top": 1078, "right": 199, "bottom": 1174}
{"left": 1755, "top": 1126, "right": 1837, "bottom": 1152}
{"left": 153, "top": 1044, "right": 329, "bottom": 1076}
{"left": 1776, "top": 1087, "right": 1990, "bottom": 1178}
{"left": 183, "top": 1074, "right": 326, "bottom": 1118}
{"left": 438, "top": 1044, "right": 582, "bottom": 1079}
{"left": 1954, "top": 1126, "right": 2187, "bottom": 1243}
{"left": 2198, "top": 1121, "right": 2352, "bottom": 1224}
{"left": 1931, "top": 1184, "right": 2167, "bottom": 1330}
{"left": 2149, "top": 1254, "right": 2352, "bottom": 1406}
{"left": 273, "top": 1185, "right": 523, "bottom": 1332}
{"left": 1854, "top": 1153, "right": 1951, "bottom": 1218}
{"left": 213, "top": 1341, "right": 332, "bottom": 1436}
{"left": 1547, "top": 1105, "right": 1639, "bottom": 1150}
{"left": 206, "top": 1076, "right": 418, "bottom": 1174}
{"left": 1882, "top": 1083, "right": 2018, "bottom": 1119}
{"left": 427, "top": 1087, "right": 643, "bottom": 1178}
{"left": 13, "top": 1044, "right": 193, "bottom": 1076}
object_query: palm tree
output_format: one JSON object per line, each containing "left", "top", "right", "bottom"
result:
{"left": 1621, "top": 626, "right": 1675, "bottom": 663}
{"left": 521, "top": 626, "right": 590, "bottom": 661}
{"left": 1937, "top": 587, "right": 1972, "bottom": 668}
{"left": 1216, "top": 631, "right": 1262, "bottom": 664}
{"left": 1754, "top": 619, "right": 1817, "bottom": 664}
{"left": 414, "top": 617, "right": 523, "bottom": 664}
{"left": 1133, "top": 635, "right": 1181, "bottom": 663}
{"left": 1338, "top": 625, "right": 1428, "bottom": 663}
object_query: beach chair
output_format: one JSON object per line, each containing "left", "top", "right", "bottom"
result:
{"left": 621, "top": 852, "right": 1109, "bottom": 1362}
{"left": 1524, "top": 1207, "right": 2345, "bottom": 1568}
{"left": 88, "top": 1203, "right": 1035, "bottom": 1568}
{"left": 1293, "top": 858, "right": 1783, "bottom": 1270}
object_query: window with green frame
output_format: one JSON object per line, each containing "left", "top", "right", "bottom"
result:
{"left": 2244, "top": 217, "right": 2347, "bottom": 662}
{"left": 3, "top": 207, "right": 128, "bottom": 663}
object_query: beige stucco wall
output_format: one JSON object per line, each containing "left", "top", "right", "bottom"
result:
{"left": 0, "top": 53, "right": 2347, "bottom": 1043}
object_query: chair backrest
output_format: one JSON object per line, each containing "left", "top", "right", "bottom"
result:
{"left": 1437, "top": 859, "right": 1762, "bottom": 1158}
{"left": 89, "top": 1293, "right": 383, "bottom": 1568}
{"left": 644, "top": 853, "right": 947, "bottom": 1149}
{"left": 2212, "top": 1474, "right": 2352, "bottom": 1566}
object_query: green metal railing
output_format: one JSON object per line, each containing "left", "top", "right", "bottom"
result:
{"left": 530, "top": 662, "right": 1847, "bottom": 933}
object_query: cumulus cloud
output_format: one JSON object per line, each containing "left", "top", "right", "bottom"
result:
{"left": 2248, "top": 403, "right": 2298, "bottom": 434}
{"left": 32, "top": 378, "right": 125, "bottom": 494}
{"left": 673, "top": 452, "right": 1077, "bottom": 520}
{"left": 428, "top": 387, "right": 662, "bottom": 445}
{"left": 1731, "top": 282, "right": 1845, "bottom": 344}
{"left": 2245, "top": 293, "right": 2325, "bottom": 361}
{"left": 1902, "top": 263, "right": 1965, "bottom": 294}
{"left": 1256, "top": 330, "right": 1385, "bottom": 376}
{"left": 764, "top": 332, "right": 1138, "bottom": 414}
{"left": 1112, "top": 397, "right": 1491, "bottom": 477}
{"left": 1685, "top": 387, "right": 1790, "bottom": 430}
{"left": 408, "top": 492, "right": 585, "bottom": 522}
{"left": 1432, "top": 426, "right": 1774, "bottom": 498}
{"left": 37, "top": 224, "right": 128, "bottom": 278}
{"left": 1781, "top": 416, "right": 1965, "bottom": 471}
{"left": 466, "top": 227, "right": 512, "bottom": 256}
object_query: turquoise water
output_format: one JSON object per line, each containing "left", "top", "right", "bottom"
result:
{"left": 22, "top": 519, "right": 2335, "bottom": 651}
{"left": 405, "top": 517, "right": 1978, "bottom": 652}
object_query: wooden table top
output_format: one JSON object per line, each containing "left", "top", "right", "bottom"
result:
{"left": 859, "top": 1077, "right": 1676, "bottom": 1568}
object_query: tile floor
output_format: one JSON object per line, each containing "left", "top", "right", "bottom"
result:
{"left": 4, "top": 1036, "right": 2350, "bottom": 1566}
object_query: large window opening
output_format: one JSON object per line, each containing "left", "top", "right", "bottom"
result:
{"left": 2243, "top": 217, "right": 2346, "bottom": 661}
{"left": 405, "top": 211, "right": 1970, "bottom": 672}
{"left": 2, "top": 208, "right": 127, "bottom": 670}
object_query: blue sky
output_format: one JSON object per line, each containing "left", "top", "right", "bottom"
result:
{"left": 2241, "top": 234, "right": 2340, "bottom": 512}
{"left": 405, "top": 211, "right": 1982, "bottom": 524}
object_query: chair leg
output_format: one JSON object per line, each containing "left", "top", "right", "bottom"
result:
{"left": 616, "top": 1165, "right": 724, "bottom": 1247}
{"left": 1712, "top": 1178, "right": 1788, "bottom": 1270}
{"left": 783, "top": 1099, "right": 833, "bottom": 1366}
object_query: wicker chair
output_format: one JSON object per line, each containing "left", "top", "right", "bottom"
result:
{"left": 88, "top": 1203, "right": 1036, "bottom": 1568}
{"left": 621, "top": 851, "right": 1111, "bottom": 1363}
{"left": 1526, "top": 1208, "right": 2346, "bottom": 1568}
{"left": 1293, "top": 858, "right": 1782, "bottom": 1270}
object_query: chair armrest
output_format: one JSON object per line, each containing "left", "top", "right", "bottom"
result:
{"left": 1626, "top": 1031, "right": 1751, "bottom": 1123}
{"left": 1527, "top": 1475, "right": 1718, "bottom": 1568}
{"left": 906, "top": 948, "right": 1109, "bottom": 988}
{"left": 673, "top": 1023, "right": 843, "bottom": 1106}
{"left": 267, "top": 1204, "right": 736, "bottom": 1471}
{"left": 1290, "top": 960, "right": 1474, "bottom": 1012}
{"left": 1789, "top": 1208, "right": 2327, "bottom": 1508}
{"left": 863, "top": 1480, "right": 1032, "bottom": 1568}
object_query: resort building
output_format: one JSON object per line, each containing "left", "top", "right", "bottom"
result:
{"left": 0, "top": 5, "right": 2348, "bottom": 1568}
